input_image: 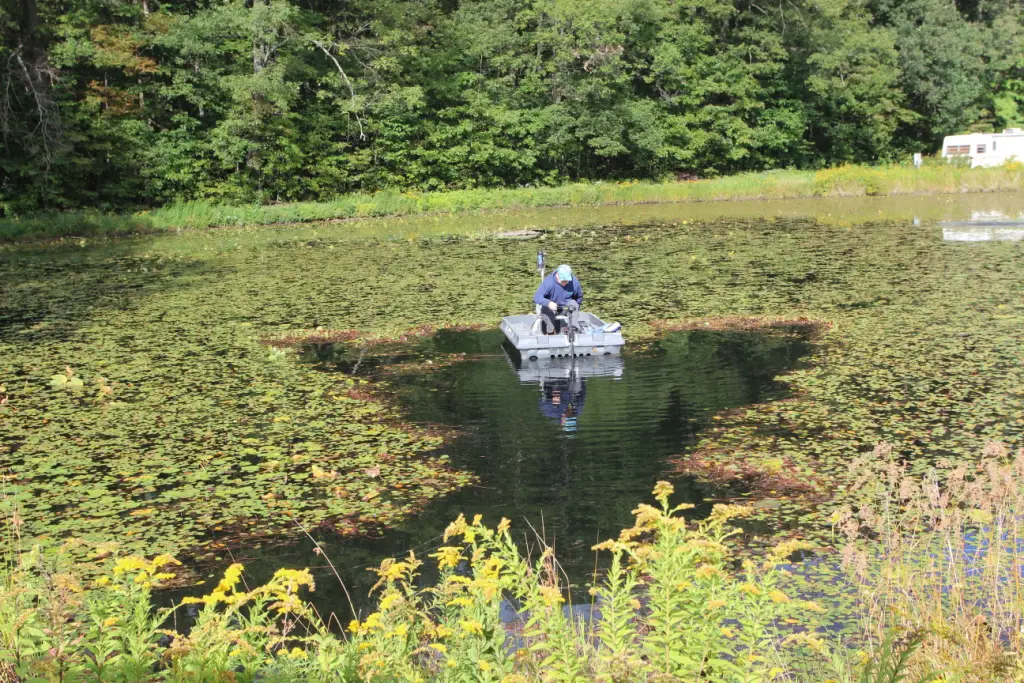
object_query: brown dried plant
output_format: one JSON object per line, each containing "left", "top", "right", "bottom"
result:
{"left": 836, "top": 442, "right": 1024, "bottom": 682}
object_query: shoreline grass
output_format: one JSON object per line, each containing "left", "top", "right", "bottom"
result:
{"left": 1, "top": 163, "right": 1022, "bottom": 243}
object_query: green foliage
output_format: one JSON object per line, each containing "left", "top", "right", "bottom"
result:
{"left": 856, "top": 630, "right": 939, "bottom": 683}
{"left": 2, "top": 163, "right": 1022, "bottom": 242}
{"left": 0, "top": 484, "right": 829, "bottom": 681}
{"left": 1, "top": 0, "right": 1021, "bottom": 212}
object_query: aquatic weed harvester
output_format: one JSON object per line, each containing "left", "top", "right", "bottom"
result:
{"left": 500, "top": 251, "right": 624, "bottom": 361}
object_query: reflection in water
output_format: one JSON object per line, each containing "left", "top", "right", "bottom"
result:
{"left": 941, "top": 210, "right": 1024, "bottom": 241}
{"left": 508, "top": 350, "right": 625, "bottom": 433}
{"left": 942, "top": 227, "right": 1024, "bottom": 242}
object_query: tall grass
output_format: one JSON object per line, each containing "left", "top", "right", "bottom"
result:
{"left": 2, "top": 162, "right": 1022, "bottom": 243}
{"left": 835, "top": 442, "right": 1024, "bottom": 682}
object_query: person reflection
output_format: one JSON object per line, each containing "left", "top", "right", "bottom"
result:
{"left": 538, "top": 374, "right": 586, "bottom": 432}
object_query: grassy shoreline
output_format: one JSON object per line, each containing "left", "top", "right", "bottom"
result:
{"left": 2, "top": 163, "right": 1022, "bottom": 243}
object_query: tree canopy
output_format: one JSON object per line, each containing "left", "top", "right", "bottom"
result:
{"left": 0, "top": 0, "right": 1020, "bottom": 212}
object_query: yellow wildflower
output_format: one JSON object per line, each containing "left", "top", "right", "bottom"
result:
{"left": 479, "top": 660, "right": 492, "bottom": 672}
{"left": 215, "top": 563, "right": 245, "bottom": 593}
{"left": 391, "top": 624, "right": 409, "bottom": 638}
{"left": 768, "top": 539, "right": 814, "bottom": 563}
{"left": 472, "top": 514, "right": 483, "bottom": 526}
{"left": 480, "top": 557, "right": 503, "bottom": 580}
{"left": 443, "top": 514, "right": 467, "bottom": 541}
{"left": 720, "top": 626, "right": 737, "bottom": 639}
{"left": 287, "top": 647, "right": 307, "bottom": 660}
{"left": 379, "top": 593, "right": 401, "bottom": 611}
{"left": 695, "top": 565, "right": 723, "bottom": 581}
{"left": 272, "top": 567, "right": 315, "bottom": 593}
{"left": 348, "top": 619, "right": 361, "bottom": 633}
{"left": 94, "top": 576, "right": 111, "bottom": 587}
{"left": 784, "top": 633, "right": 826, "bottom": 652}
{"left": 459, "top": 619, "right": 484, "bottom": 636}
{"left": 738, "top": 583, "right": 761, "bottom": 596}
{"left": 652, "top": 480, "right": 674, "bottom": 502}
{"left": 474, "top": 577, "right": 501, "bottom": 601}
{"left": 708, "top": 504, "right": 755, "bottom": 525}
{"left": 432, "top": 546, "right": 463, "bottom": 569}
{"left": 113, "top": 556, "right": 148, "bottom": 575}
{"left": 362, "top": 613, "right": 382, "bottom": 632}
{"left": 429, "top": 643, "right": 447, "bottom": 654}
{"left": 497, "top": 517, "right": 511, "bottom": 533}
{"left": 434, "top": 624, "right": 453, "bottom": 639}
{"left": 769, "top": 590, "right": 791, "bottom": 604}
{"left": 539, "top": 585, "right": 564, "bottom": 608}
{"left": 229, "top": 648, "right": 242, "bottom": 658}
{"left": 102, "top": 616, "right": 118, "bottom": 627}
{"left": 706, "top": 599, "right": 727, "bottom": 611}
{"left": 632, "top": 503, "right": 662, "bottom": 527}
{"left": 150, "top": 554, "right": 180, "bottom": 570}
{"left": 801, "top": 600, "right": 826, "bottom": 613}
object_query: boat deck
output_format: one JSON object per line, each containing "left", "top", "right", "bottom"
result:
{"left": 500, "top": 312, "right": 625, "bottom": 360}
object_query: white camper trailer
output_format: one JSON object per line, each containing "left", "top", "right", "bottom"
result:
{"left": 940, "top": 129, "right": 1024, "bottom": 168}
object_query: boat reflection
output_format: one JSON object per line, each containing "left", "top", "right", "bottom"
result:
{"left": 940, "top": 211, "right": 1024, "bottom": 241}
{"left": 503, "top": 345, "right": 624, "bottom": 432}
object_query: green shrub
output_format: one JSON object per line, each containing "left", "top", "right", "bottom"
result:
{"left": 1, "top": 482, "right": 827, "bottom": 682}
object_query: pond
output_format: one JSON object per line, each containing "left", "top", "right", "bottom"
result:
{"left": 2, "top": 192, "right": 1024, "bottom": 624}
{"left": 168, "top": 327, "right": 811, "bottom": 615}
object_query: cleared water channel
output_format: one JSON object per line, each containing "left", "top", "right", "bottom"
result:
{"left": 163, "top": 327, "right": 813, "bottom": 617}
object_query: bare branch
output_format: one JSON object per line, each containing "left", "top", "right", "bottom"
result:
{"left": 313, "top": 39, "right": 365, "bottom": 140}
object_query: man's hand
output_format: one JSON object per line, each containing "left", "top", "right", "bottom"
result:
{"left": 548, "top": 301, "right": 558, "bottom": 312}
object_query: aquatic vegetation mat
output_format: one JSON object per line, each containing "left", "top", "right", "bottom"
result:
{"left": 1, "top": 207, "right": 1023, "bottom": 602}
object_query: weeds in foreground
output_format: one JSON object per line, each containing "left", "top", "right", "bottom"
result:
{"left": 1, "top": 482, "right": 827, "bottom": 682}
{"left": 836, "top": 442, "right": 1024, "bottom": 682}
{"left": 7, "top": 441, "right": 1024, "bottom": 681}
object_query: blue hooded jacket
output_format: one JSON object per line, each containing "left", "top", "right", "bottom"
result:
{"left": 533, "top": 272, "right": 584, "bottom": 308}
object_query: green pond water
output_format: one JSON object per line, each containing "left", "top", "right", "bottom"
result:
{"left": 2, "top": 193, "right": 1024, "bottom": 621}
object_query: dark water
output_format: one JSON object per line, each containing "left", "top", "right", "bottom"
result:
{"left": 161, "top": 327, "right": 812, "bottom": 618}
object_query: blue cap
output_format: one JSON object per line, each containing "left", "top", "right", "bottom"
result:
{"left": 556, "top": 264, "right": 573, "bottom": 282}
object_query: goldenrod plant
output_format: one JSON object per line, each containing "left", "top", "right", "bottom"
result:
{"left": 0, "top": 482, "right": 827, "bottom": 682}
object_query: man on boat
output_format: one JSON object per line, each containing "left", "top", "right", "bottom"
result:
{"left": 533, "top": 264, "right": 583, "bottom": 335}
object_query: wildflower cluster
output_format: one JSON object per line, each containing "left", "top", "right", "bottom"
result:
{"left": 1, "top": 484, "right": 830, "bottom": 682}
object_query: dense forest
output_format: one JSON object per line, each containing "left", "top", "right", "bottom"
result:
{"left": 0, "top": 0, "right": 1021, "bottom": 212}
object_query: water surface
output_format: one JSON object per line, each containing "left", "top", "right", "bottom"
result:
{"left": 3, "top": 194, "right": 1023, "bottom": 624}
{"left": 172, "top": 327, "right": 811, "bottom": 616}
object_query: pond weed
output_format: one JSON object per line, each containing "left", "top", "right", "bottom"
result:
{"left": 2, "top": 206, "right": 1024, "bottom": 662}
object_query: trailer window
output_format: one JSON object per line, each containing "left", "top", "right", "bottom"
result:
{"left": 977, "top": 144, "right": 986, "bottom": 154}
{"left": 993, "top": 140, "right": 997, "bottom": 151}
{"left": 946, "top": 145, "right": 971, "bottom": 155}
